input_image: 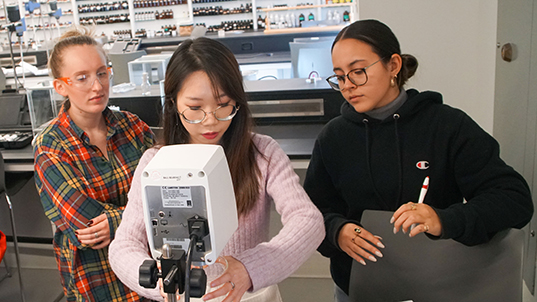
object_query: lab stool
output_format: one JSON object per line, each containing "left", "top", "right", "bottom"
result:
{"left": 0, "top": 152, "right": 33, "bottom": 302}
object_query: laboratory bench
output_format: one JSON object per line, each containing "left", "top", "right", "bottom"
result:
{"left": 1, "top": 78, "right": 344, "bottom": 167}
{"left": 0, "top": 77, "right": 344, "bottom": 241}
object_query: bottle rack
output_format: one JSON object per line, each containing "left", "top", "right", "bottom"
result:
{"left": 193, "top": 4, "right": 251, "bottom": 16}
{"left": 78, "top": 1, "right": 129, "bottom": 13}
{"left": 134, "top": 9, "right": 174, "bottom": 21}
{"left": 259, "top": 2, "right": 356, "bottom": 33}
{"left": 133, "top": 0, "right": 186, "bottom": 8}
{"left": 79, "top": 13, "right": 130, "bottom": 25}
{"left": 202, "top": 18, "right": 253, "bottom": 32}
{"left": 114, "top": 29, "right": 133, "bottom": 37}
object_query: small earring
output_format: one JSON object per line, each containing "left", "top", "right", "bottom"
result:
{"left": 390, "top": 75, "right": 398, "bottom": 87}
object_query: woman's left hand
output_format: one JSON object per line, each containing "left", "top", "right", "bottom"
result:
{"left": 391, "top": 202, "right": 442, "bottom": 237}
{"left": 75, "top": 213, "right": 111, "bottom": 249}
{"left": 202, "top": 256, "right": 252, "bottom": 302}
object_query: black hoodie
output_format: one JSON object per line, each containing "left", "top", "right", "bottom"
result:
{"left": 304, "top": 89, "right": 533, "bottom": 294}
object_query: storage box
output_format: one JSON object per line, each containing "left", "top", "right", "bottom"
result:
{"left": 128, "top": 54, "right": 172, "bottom": 85}
{"left": 26, "top": 84, "right": 63, "bottom": 137}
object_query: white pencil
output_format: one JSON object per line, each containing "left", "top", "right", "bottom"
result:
{"left": 410, "top": 176, "right": 429, "bottom": 232}
{"left": 417, "top": 176, "right": 430, "bottom": 204}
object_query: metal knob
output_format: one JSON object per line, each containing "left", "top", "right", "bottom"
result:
{"left": 501, "top": 43, "right": 514, "bottom": 62}
{"left": 162, "top": 243, "right": 172, "bottom": 259}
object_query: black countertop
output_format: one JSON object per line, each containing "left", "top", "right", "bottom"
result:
{"left": 139, "top": 30, "right": 339, "bottom": 55}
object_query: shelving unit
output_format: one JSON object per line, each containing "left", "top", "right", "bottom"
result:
{"left": 0, "top": 0, "right": 75, "bottom": 49}
{"left": 76, "top": 0, "right": 130, "bottom": 32}
{"left": 259, "top": 1, "right": 357, "bottom": 33}
{"left": 0, "top": 0, "right": 358, "bottom": 46}
{"left": 129, "top": 0, "right": 191, "bottom": 37}
{"left": 191, "top": 0, "right": 253, "bottom": 32}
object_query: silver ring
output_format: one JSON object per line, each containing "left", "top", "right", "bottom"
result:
{"left": 229, "top": 281, "right": 235, "bottom": 290}
{"left": 94, "top": 232, "right": 98, "bottom": 239}
{"left": 423, "top": 224, "right": 430, "bottom": 232}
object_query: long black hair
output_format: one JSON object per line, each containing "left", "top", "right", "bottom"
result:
{"left": 162, "top": 37, "right": 261, "bottom": 215}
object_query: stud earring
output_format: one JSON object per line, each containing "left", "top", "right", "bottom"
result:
{"left": 390, "top": 75, "right": 398, "bottom": 87}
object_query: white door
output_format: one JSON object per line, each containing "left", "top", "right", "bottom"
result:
{"left": 493, "top": 0, "right": 537, "bottom": 294}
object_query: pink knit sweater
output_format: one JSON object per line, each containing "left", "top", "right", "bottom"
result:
{"left": 109, "top": 134, "right": 325, "bottom": 301}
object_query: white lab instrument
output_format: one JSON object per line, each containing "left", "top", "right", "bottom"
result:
{"left": 141, "top": 144, "right": 238, "bottom": 265}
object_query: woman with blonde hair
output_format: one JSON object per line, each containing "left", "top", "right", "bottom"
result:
{"left": 34, "top": 26, "right": 154, "bottom": 301}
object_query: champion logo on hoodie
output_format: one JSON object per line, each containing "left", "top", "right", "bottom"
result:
{"left": 416, "top": 161, "right": 429, "bottom": 169}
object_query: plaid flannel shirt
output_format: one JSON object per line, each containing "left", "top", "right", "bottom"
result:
{"left": 34, "top": 105, "right": 155, "bottom": 302}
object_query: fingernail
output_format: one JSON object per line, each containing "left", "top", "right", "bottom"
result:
{"left": 393, "top": 227, "right": 397, "bottom": 234}
{"left": 368, "top": 256, "right": 377, "bottom": 262}
{"left": 87, "top": 220, "right": 93, "bottom": 226}
{"left": 377, "top": 242, "right": 385, "bottom": 249}
{"left": 402, "top": 229, "right": 407, "bottom": 234}
{"left": 359, "top": 259, "right": 366, "bottom": 266}
{"left": 374, "top": 235, "right": 383, "bottom": 240}
{"left": 389, "top": 216, "right": 394, "bottom": 224}
{"left": 375, "top": 251, "right": 383, "bottom": 258}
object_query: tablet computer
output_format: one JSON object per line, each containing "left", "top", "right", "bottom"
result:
{"left": 349, "top": 210, "right": 524, "bottom": 302}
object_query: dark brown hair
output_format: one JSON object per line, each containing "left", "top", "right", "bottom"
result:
{"left": 333, "top": 19, "right": 418, "bottom": 88}
{"left": 162, "top": 37, "right": 260, "bottom": 215}
{"left": 48, "top": 26, "right": 106, "bottom": 109}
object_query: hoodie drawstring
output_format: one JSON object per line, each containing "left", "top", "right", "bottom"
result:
{"left": 362, "top": 114, "right": 404, "bottom": 210}
{"left": 393, "top": 113, "right": 403, "bottom": 207}
{"left": 363, "top": 118, "right": 391, "bottom": 209}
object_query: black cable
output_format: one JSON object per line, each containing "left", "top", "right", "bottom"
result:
{"left": 184, "top": 233, "right": 198, "bottom": 302}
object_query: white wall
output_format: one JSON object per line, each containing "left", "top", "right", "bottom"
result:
{"left": 359, "top": 0, "right": 498, "bottom": 133}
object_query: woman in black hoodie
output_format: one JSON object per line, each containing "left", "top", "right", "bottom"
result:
{"left": 303, "top": 19, "right": 534, "bottom": 301}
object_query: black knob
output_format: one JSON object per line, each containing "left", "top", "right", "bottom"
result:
{"left": 189, "top": 268, "right": 207, "bottom": 298}
{"left": 139, "top": 259, "right": 158, "bottom": 288}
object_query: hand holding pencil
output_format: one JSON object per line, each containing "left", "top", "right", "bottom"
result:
{"left": 390, "top": 176, "right": 443, "bottom": 237}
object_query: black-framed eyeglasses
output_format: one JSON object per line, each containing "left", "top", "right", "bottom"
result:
{"left": 179, "top": 104, "right": 240, "bottom": 124}
{"left": 326, "top": 57, "right": 385, "bottom": 91}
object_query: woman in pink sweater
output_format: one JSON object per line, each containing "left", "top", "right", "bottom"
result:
{"left": 109, "top": 37, "right": 325, "bottom": 302}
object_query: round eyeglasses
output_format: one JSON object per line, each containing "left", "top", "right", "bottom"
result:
{"left": 57, "top": 67, "right": 113, "bottom": 90}
{"left": 326, "top": 58, "right": 385, "bottom": 91}
{"left": 180, "top": 104, "right": 240, "bottom": 124}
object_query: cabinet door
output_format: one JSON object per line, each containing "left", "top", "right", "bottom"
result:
{"left": 494, "top": 0, "right": 536, "bottom": 294}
